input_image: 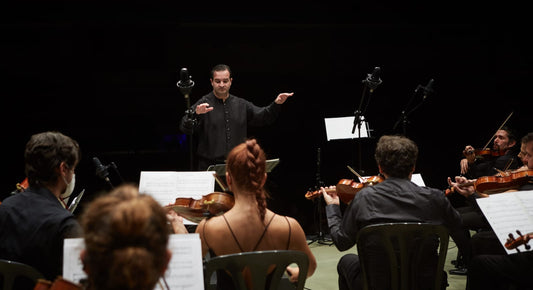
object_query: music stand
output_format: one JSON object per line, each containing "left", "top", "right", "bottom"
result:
{"left": 207, "top": 159, "right": 280, "bottom": 191}
{"left": 325, "top": 116, "right": 371, "bottom": 173}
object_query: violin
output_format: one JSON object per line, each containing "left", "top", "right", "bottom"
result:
{"left": 34, "top": 277, "right": 83, "bottom": 290}
{"left": 505, "top": 230, "right": 532, "bottom": 252}
{"left": 465, "top": 148, "right": 506, "bottom": 158}
{"left": 165, "top": 192, "right": 235, "bottom": 223}
{"left": 305, "top": 175, "right": 384, "bottom": 204}
{"left": 447, "top": 170, "right": 533, "bottom": 196}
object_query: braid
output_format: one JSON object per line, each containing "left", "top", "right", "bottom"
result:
{"left": 246, "top": 140, "right": 267, "bottom": 221}
{"left": 227, "top": 138, "right": 268, "bottom": 221}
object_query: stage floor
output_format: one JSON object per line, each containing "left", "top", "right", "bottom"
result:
{"left": 304, "top": 235, "right": 467, "bottom": 290}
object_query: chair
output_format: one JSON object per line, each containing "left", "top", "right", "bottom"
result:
{"left": 0, "top": 259, "right": 45, "bottom": 290}
{"left": 355, "top": 222, "right": 449, "bottom": 290}
{"left": 203, "top": 250, "right": 309, "bottom": 290}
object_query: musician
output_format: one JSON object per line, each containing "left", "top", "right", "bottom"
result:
{"left": 450, "top": 126, "right": 522, "bottom": 274}
{"left": 179, "top": 64, "right": 293, "bottom": 170}
{"left": 192, "top": 139, "right": 316, "bottom": 288}
{"left": 460, "top": 126, "right": 521, "bottom": 178}
{"left": 449, "top": 132, "right": 533, "bottom": 289}
{"left": 79, "top": 184, "right": 172, "bottom": 290}
{"left": 321, "top": 135, "right": 468, "bottom": 290}
{"left": 0, "top": 131, "right": 82, "bottom": 283}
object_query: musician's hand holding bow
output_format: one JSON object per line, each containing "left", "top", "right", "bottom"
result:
{"left": 447, "top": 176, "right": 477, "bottom": 198}
{"left": 321, "top": 185, "right": 339, "bottom": 206}
{"left": 167, "top": 210, "right": 188, "bottom": 234}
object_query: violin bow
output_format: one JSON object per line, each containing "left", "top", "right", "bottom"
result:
{"left": 481, "top": 111, "right": 514, "bottom": 150}
{"left": 347, "top": 165, "right": 364, "bottom": 181}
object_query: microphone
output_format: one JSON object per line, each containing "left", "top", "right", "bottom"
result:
{"left": 92, "top": 157, "right": 111, "bottom": 183}
{"left": 421, "top": 78, "right": 434, "bottom": 99}
{"left": 364, "top": 67, "right": 383, "bottom": 92}
{"left": 177, "top": 68, "right": 194, "bottom": 89}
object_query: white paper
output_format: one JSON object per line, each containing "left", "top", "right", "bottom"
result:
{"left": 163, "top": 234, "right": 204, "bottom": 290}
{"left": 476, "top": 190, "right": 533, "bottom": 254}
{"left": 410, "top": 173, "right": 425, "bottom": 187}
{"left": 324, "top": 116, "right": 370, "bottom": 141}
{"left": 63, "top": 238, "right": 87, "bottom": 283}
{"left": 63, "top": 234, "right": 204, "bottom": 290}
{"left": 139, "top": 171, "right": 216, "bottom": 225}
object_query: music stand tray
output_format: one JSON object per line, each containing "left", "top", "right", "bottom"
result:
{"left": 207, "top": 158, "right": 280, "bottom": 176}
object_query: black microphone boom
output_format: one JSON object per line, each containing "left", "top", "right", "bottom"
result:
{"left": 421, "top": 78, "right": 434, "bottom": 99}
{"left": 92, "top": 157, "right": 111, "bottom": 184}
{"left": 363, "top": 67, "right": 383, "bottom": 92}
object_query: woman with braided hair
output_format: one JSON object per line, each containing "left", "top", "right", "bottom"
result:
{"left": 195, "top": 138, "right": 316, "bottom": 288}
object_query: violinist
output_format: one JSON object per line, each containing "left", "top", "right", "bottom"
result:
{"left": 450, "top": 132, "right": 533, "bottom": 289}
{"left": 449, "top": 128, "right": 527, "bottom": 275}
{"left": 460, "top": 126, "right": 521, "bottom": 178}
{"left": 321, "top": 135, "right": 468, "bottom": 290}
{"left": 188, "top": 138, "right": 316, "bottom": 288}
{"left": 0, "top": 131, "right": 83, "bottom": 286}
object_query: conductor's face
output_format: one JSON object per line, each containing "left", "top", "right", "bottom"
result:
{"left": 211, "top": 69, "right": 232, "bottom": 99}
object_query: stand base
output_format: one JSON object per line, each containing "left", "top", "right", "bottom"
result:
{"left": 307, "top": 233, "right": 334, "bottom": 246}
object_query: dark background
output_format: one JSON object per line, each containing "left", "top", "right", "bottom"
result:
{"left": 2, "top": 1, "right": 531, "bottom": 234}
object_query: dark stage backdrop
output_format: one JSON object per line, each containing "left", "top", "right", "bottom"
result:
{"left": 2, "top": 1, "right": 531, "bottom": 234}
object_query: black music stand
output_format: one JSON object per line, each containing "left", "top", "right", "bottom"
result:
{"left": 207, "top": 159, "right": 280, "bottom": 192}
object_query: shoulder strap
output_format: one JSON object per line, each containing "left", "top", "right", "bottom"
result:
{"left": 223, "top": 214, "right": 244, "bottom": 252}
{"left": 252, "top": 213, "right": 277, "bottom": 251}
{"left": 284, "top": 216, "right": 292, "bottom": 250}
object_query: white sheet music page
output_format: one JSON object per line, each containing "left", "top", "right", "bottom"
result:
{"left": 63, "top": 238, "right": 87, "bottom": 284}
{"left": 476, "top": 190, "right": 533, "bottom": 254}
{"left": 139, "top": 171, "right": 216, "bottom": 225}
{"left": 164, "top": 233, "right": 204, "bottom": 290}
{"left": 63, "top": 234, "right": 204, "bottom": 290}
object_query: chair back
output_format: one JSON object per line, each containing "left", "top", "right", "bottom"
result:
{"left": 203, "top": 250, "right": 309, "bottom": 290}
{"left": 0, "top": 259, "right": 44, "bottom": 290}
{"left": 355, "top": 222, "right": 449, "bottom": 290}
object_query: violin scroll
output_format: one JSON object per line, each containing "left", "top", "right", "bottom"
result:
{"left": 505, "top": 230, "right": 532, "bottom": 252}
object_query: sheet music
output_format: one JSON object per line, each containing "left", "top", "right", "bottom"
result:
{"left": 63, "top": 234, "right": 204, "bottom": 290}
{"left": 139, "top": 171, "right": 216, "bottom": 225}
{"left": 63, "top": 238, "right": 87, "bottom": 283}
{"left": 476, "top": 190, "right": 533, "bottom": 254}
{"left": 324, "top": 116, "right": 370, "bottom": 141}
{"left": 164, "top": 234, "right": 204, "bottom": 290}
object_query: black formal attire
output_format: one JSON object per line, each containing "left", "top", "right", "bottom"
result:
{"left": 467, "top": 182, "right": 533, "bottom": 290}
{"left": 325, "top": 177, "right": 466, "bottom": 290}
{"left": 0, "top": 187, "right": 82, "bottom": 281}
{"left": 180, "top": 92, "right": 281, "bottom": 170}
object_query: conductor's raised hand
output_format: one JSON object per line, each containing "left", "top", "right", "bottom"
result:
{"left": 195, "top": 103, "right": 214, "bottom": 114}
{"left": 274, "top": 92, "right": 294, "bottom": 104}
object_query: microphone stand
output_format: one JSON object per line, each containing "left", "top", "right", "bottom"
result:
{"left": 351, "top": 71, "right": 379, "bottom": 174}
{"left": 308, "top": 147, "right": 333, "bottom": 246}
{"left": 393, "top": 84, "right": 429, "bottom": 136}
{"left": 177, "top": 70, "right": 195, "bottom": 170}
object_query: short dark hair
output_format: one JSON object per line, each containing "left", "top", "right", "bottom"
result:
{"left": 24, "top": 131, "right": 80, "bottom": 187}
{"left": 211, "top": 64, "right": 232, "bottom": 78}
{"left": 374, "top": 135, "right": 418, "bottom": 179}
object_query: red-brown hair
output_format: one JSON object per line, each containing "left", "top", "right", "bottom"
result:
{"left": 226, "top": 139, "right": 268, "bottom": 221}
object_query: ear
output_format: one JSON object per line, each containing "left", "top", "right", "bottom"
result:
{"left": 226, "top": 172, "right": 232, "bottom": 190}
{"left": 509, "top": 140, "right": 517, "bottom": 148}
